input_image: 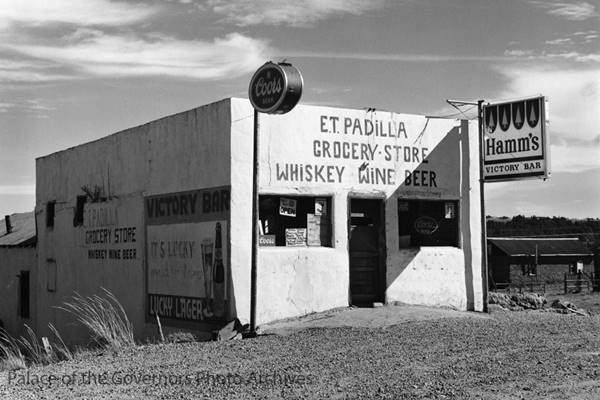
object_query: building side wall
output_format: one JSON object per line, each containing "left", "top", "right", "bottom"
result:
{"left": 34, "top": 100, "right": 232, "bottom": 343}
{"left": 0, "top": 247, "right": 36, "bottom": 337}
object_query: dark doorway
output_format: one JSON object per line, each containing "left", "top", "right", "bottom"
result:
{"left": 349, "top": 198, "right": 386, "bottom": 305}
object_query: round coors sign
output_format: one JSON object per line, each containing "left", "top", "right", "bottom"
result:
{"left": 249, "top": 62, "right": 303, "bottom": 114}
{"left": 414, "top": 216, "right": 439, "bottom": 235}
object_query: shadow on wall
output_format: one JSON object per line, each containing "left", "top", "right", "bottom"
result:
{"left": 384, "top": 121, "right": 477, "bottom": 310}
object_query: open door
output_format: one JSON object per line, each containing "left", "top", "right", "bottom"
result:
{"left": 349, "top": 198, "right": 386, "bottom": 305}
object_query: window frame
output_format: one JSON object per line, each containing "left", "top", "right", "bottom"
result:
{"left": 19, "top": 271, "right": 30, "bottom": 319}
{"left": 258, "top": 194, "right": 333, "bottom": 248}
{"left": 47, "top": 258, "right": 57, "bottom": 292}
{"left": 73, "top": 195, "right": 87, "bottom": 227}
{"left": 46, "top": 201, "right": 56, "bottom": 229}
{"left": 398, "top": 199, "right": 460, "bottom": 249}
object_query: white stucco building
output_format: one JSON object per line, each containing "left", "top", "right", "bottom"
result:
{"left": 32, "top": 98, "right": 484, "bottom": 342}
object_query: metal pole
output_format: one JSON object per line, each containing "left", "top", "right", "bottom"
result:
{"left": 249, "top": 109, "right": 259, "bottom": 336}
{"left": 478, "top": 100, "right": 489, "bottom": 312}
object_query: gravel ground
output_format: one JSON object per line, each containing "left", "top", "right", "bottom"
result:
{"left": 1, "top": 309, "right": 599, "bottom": 399}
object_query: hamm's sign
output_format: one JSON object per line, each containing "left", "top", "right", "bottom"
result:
{"left": 483, "top": 96, "right": 549, "bottom": 181}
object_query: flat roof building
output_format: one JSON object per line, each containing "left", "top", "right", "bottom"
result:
{"left": 31, "top": 98, "right": 484, "bottom": 342}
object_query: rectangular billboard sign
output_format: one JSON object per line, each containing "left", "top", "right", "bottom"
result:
{"left": 482, "top": 96, "right": 549, "bottom": 182}
{"left": 144, "top": 186, "right": 230, "bottom": 325}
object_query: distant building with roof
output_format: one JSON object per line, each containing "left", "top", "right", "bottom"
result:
{"left": 0, "top": 212, "right": 36, "bottom": 336}
{"left": 487, "top": 237, "right": 595, "bottom": 290}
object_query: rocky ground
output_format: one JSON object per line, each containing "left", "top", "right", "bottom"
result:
{"left": 1, "top": 300, "right": 600, "bottom": 399}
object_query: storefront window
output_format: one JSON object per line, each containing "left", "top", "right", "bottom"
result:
{"left": 259, "top": 195, "right": 332, "bottom": 247}
{"left": 398, "top": 200, "right": 459, "bottom": 248}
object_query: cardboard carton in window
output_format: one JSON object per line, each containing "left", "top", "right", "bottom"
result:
{"left": 285, "top": 228, "right": 307, "bottom": 246}
{"left": 307, "top": 214, "right": 331, "bottom": 247}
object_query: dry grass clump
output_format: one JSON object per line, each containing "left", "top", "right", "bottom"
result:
{"left": 0, "top": 329, "right": 26, "bottom": 371}
{"left": 17, "top": 325, "right": 51, "bottom": 365}
{"left": 0, "top": 324, "right": 73, "bottom": 371}
{"left": 58, "top": 288, "right": 134, "bottom": 350}
{"left": 49, "top": 323, "right": 73, "bottom": 361}
{"left": 0, "top": 288, "right": 132, "bottom": 371}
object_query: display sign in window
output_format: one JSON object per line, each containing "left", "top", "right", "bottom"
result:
{"left": 259, "top": 195, "right": 332, "bottom": 247}
{"left": 398, "top": 200, "right": 459, "bottom": 248}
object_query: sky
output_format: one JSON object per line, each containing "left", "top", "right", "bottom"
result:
{"left": 0, "top": 0, "right": 598, "bottom": 219}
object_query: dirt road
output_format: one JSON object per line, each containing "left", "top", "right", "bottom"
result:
{"left": 1, "top": 305, "right": 599, "bottom": 399}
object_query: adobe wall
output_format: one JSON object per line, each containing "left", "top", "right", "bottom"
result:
{"left": 229, "top": 98, "right": 483, "bottom": 326}
{"left": 0, "top": 247, "right": 36, "bottom": 337}
{"left": 34, "top": 100, "right": 232, "bottom": 343}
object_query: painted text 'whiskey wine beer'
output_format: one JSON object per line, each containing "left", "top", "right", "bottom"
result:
{"left": 249, "top": 62, "right": 303, "bottom": 114}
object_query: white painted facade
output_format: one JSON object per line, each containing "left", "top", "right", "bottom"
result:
{"left": 230, "top": 99, "right": 483, "bottom": 323}
{"left": 34, "top": 98, "right": 483, "bottom": 343}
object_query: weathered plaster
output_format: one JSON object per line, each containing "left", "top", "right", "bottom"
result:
{"left": 32, "top": 97, "right": 484, "bottom": 344}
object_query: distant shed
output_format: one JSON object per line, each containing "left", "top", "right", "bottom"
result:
{"left": 488, "top": 237, "right": 594, "bottom": 288}
{"left": 0, "top": 212, "right": 37, "bottom": 336}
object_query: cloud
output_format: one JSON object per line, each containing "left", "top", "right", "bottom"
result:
{"left": 546, "top": 51, "right": 600, "bottom": 62}
{"left": 0, "top": 0, "right": 160, "bottom": 28}
{"left": 504, "top": 49, "right": 536, "bottom": 57}
{"left": 285, "top": 49, "right": 600, "bottom": 65}
{"left": 0, "top": 185, "right": 35, "bottom": 195}
{"left": 0, "top": 1, "right": 271, "bottom": 82}
{"left": 549, "top": 142, "right": 600, "bottom": 172}
{"left": 0, "top": 56, "right": 74, "bottom": 83}
{"left": 0, "top": 98, "right": 56, "bottom": 115}
{"left": 545, "top": 38, "right": 573, "bottom": 45}
{"left": 492, "top": 64, "right": 600, "bottom": 172}
{"left": 0, "top": 102, "right": 16, "bottom": 112}
{"left": 485, "top": 168, "right": 600, "bottom": 218}
{"left": 3, "top": 32, "right": 270, "bottom": 80}
{"left": 530, "top": 1, "right": 598, "bottom": 21}
{"left": 286, "top": 51, "right": 513, "bottom": 62}
{"left": 207, "top": 0, "right": 387, "bottom": 27}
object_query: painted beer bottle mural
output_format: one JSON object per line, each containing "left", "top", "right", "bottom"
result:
{"left": 213, "top": 222, "right": 226, "bottom": 318}
{"left": 200, "top": 239, "right": 214, "bottom": 318}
